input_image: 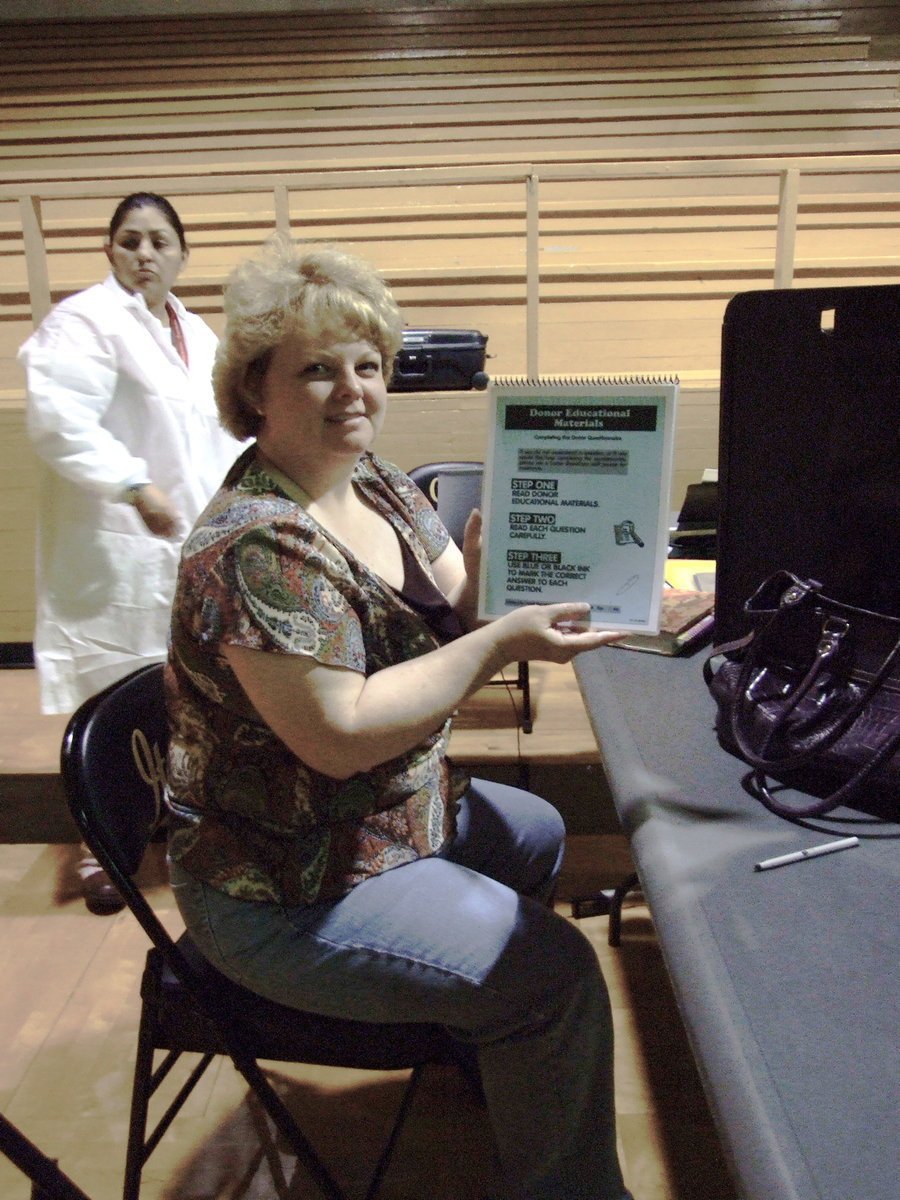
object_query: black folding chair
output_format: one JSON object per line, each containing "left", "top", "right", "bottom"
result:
{"left": 60, "top": 663, "right": 474, "bottom": 1200}
{"left": 408, "top": 461, "right": 532, "bottom": 735}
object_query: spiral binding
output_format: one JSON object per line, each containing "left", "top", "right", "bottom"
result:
{"left": 489, "top": 374, "right": 679, "bottom": 388}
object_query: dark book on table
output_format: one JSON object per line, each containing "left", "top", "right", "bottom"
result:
{"left": 611, "top": 589, "right": 715, "bottom": 656}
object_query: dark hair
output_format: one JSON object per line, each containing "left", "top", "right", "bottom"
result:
{"left": 107, "top": 193, "right": 187, "bottom": 252}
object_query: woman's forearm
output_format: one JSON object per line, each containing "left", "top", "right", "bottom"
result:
{"left": 226, "top": 603, "right": 612, "bottom": 780}
{"left": 336, "top": 621, "right": 511, "bottom": 771}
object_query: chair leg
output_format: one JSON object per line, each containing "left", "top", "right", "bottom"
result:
{"left": 517, "top": 662, "right": 532, "bottom": 734}
{"left": 231, "top": 1058, "right": 425, "bottom": 1200}
{"left": 516, "top": 759, "right": 531, "bottom": 791}
{"left": 123, "top": 1000, "right": 159, "bottom": 1200}
{"left": 608, "top": 872, "right": 640, "bottom": 948}
{"left": 362, "top": 1065, "right": 426, "bottom": 1200}
{"left": 232, "top": 1055, "right": 348, "bottom": 1200}
{"left": 570, "top": 871, "right": 641, "bottom": 947}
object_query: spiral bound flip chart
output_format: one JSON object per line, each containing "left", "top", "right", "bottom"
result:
{"left": 478, "top": 376, "right": 679, "bottom": 632}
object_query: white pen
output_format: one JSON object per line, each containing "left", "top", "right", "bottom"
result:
{"left": 754, "top": 836, "right": 860, "bottom": 872}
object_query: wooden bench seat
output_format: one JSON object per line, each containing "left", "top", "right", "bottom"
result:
{"left": 6, "top": 102, "right": 900, "bottom": 172}
{"left": 4, "top": 59, "right": 898, "bottom": 126}
{"left": 0, "top": 39, "right": 880, "bottom": 96}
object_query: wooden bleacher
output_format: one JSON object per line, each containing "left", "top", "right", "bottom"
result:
{"left": 1, "top": 0, "right": 898, "bottom": 643}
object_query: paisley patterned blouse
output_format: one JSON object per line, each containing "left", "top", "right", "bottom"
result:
{"left": 165, "top": 447, "right": 470, "bottom": 905}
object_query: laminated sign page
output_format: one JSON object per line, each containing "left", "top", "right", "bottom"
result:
{"left": 479, "top": 377, "right": 678, "bottom": 632}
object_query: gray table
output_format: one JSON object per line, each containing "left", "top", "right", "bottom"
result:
{"left": 574, "top": 647, "right": 900, "bottom": 1200}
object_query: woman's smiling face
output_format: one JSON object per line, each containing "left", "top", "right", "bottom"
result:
{"left": 104, "top": 204, "right": 188, "bottom": 315}
{"left": 254, "top": 331, "right": 388, "bottom": 479}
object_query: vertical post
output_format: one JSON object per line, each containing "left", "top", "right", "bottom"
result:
{"left": 19, "top": 194, "right": 52, "bottom": 326}
{"left": 273, "top": 183, "right": 291, "bottom": 238}
{"left": 526, "top": 172, "right": 539, "bottom": 378}
{"left": 774, "top": 167, "right": 799, "bottom": 289}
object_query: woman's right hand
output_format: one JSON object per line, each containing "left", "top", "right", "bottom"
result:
{"left": 133, "top": 483, "right": 179, "bottom": 538}
{"left": 491, "top": 601, "right": 624, "bottom": 666}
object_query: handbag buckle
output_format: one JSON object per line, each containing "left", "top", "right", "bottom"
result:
{"left": 816, "top": 615, "right": 849, "bottom": 660}
{"left": 780, "top": 578, "right": 821, "bottom": 608}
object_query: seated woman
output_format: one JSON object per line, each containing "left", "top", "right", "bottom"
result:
{"left": 165, "top": 238, "right": 634, "bottom": 1200}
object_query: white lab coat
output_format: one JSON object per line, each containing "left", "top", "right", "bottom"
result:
{"left": 19, "top": 274, "right": 244, "bottom": 714}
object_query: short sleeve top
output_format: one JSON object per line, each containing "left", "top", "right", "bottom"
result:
{"left": 165, "top": 447, "right": 470, "bottom": 905}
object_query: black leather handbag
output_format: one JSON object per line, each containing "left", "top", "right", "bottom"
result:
{"left": 704, "top": 571, "right": 900, "bottom": 819}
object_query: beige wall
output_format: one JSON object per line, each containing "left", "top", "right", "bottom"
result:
{"left": 2, "top": 2, "right": 899, "bottom": 641}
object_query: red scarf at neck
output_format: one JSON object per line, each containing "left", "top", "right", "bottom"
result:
{"left": 165, "top": 302, "right": 189, "bottom": 366}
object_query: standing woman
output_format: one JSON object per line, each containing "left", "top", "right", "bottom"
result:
{"left": 166, "top": 239, "right": 634, "bottom": 1200}
{"left": 19, "top": 192, "right": 244, "bottom": 913}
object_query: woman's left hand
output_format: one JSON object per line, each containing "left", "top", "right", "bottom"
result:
{"left": 460, "top": 507, "right": 482, "bottom": 583}
{"left": 453, "top": 508, "right": 483, "bottom": 629}
{"left": 133, "top": 483, "right": 179, "bottom": 538}
{"left": 430, "top": 507, "right": 482, "bottom": 631}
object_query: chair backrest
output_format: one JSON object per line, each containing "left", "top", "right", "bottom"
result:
{"left": 60, "top": 662, "right": 217, "bottom": 1005}
{"left": 61, "top": 662, "right": 168, "bottom": 896}
{"left": 407, "top": 461, "right": 483, "bottom": 548}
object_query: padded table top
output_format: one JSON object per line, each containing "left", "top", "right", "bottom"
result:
{"left": 574, "top": 647, "right": 900, "bottom": 1200}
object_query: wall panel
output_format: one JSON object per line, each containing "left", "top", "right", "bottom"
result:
{"left": 1, "top": 1, "right": 898, "bottom": 640}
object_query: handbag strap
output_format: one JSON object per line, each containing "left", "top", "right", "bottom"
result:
{"left": 750, "top": 712, "right": 900, "bottom": 818}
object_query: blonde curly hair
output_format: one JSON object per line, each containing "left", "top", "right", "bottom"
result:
{"left": 214, "top": 238, "right": 404, "bottom": 440}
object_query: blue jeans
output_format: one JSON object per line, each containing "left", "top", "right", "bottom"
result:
{"left": 169, "top": 778, "right": 631, "bottom": 1200}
